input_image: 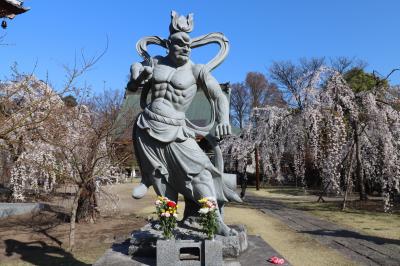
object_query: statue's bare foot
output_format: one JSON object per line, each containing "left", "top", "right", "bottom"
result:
{"left": 132, "top": 183, "right": 148, "bottom": 199}
{"left": 218, "top": 222, "right": 238, "bottom": 236}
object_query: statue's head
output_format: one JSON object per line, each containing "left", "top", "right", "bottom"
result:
{"left": 167, "top": 11, "right": 194, "bottom": 66}
{"left": 167, "top": 32, "right": 191, "bottom": 66}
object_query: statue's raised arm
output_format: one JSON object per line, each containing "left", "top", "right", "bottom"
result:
{"left": 195, "top": 65, "right": 232, "bottom": 138}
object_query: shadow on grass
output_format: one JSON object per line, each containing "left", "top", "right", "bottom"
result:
{"left": 240, "top": 197, "right": 287, "bottom": 210}
{"left": 287, "top": 201, "right": 340, "bottom": 212}
{"left": 111, "top": 239, "right": 155, "bottom": 265}
{"left": 0, "top": 211, "right": 68, "bottom": 251}
{"left": 243, "top": 195, "right": 400, "bottom": 219}
{"left": 288, "top": 201, "right": 400, "bottom": 215}
{"left": 4, "top": 239, "right": 90, "bottom": 266}
{"left": 266, "top": 188, "right": 311, "bottom": 196}
{"left": 111, "top": 239, "right": 130, "bottom": 255}
{"left": 301, "top": 229, "right": 400, "bottom": 246}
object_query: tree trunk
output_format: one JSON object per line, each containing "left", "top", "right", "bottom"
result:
{"left": 255, "top": 147, "right": 260, "bottom": 190}
{"left": 342, "top": 148, "right": 354, "bottom": 210}
{"left": 354, "top": 124, "right": 367, "bottom": 201}
{"left": 69, "top": 185, "right": 84, "bottom": 251}
{"left": 317, "top": 180, "right": 331, "bottom": 203}
{"left": 76, "top": 179, "right": 98, "bottom": 222}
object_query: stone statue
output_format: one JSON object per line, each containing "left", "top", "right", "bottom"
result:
{"left": 128, "top": 11, "right": 241, "bottom": 236}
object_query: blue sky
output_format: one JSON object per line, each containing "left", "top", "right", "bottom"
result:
{"left": 1, "top": 0, "right": 400, "bottom": 93}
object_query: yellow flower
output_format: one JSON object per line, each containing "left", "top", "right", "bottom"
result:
{"left": 198, "top": 198, "right": 208, "bottom": 203}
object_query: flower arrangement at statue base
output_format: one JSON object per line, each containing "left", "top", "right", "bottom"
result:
{"left": 155, "top": 196, "right": 178, "bottom": 239}
{"left": 198, "top": 197, "right": 219, "bottom": 240}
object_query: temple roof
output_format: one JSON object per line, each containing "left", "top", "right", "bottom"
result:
{"left": 0, "top": 0, "right": 29, "bottom": 19}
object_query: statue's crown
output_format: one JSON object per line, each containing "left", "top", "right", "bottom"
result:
{"left": 169, "top": 10, "right": 194, "bottom": 34}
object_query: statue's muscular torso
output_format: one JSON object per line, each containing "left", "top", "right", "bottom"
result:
{"left": 149, "top": 57, "right": 201, "bottom": 118}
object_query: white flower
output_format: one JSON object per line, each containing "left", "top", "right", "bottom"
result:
{"left": 199, "top": 207, "right": 210, "bottom": 214}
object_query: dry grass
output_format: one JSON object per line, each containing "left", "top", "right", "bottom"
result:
{"left": 0, "top": 212, "right": 145, "bottom": 266}
{"left": 250, "top": 187, "right": 400, "bottom": 241}
{"left": 0, "top": 181, "right": 148, "bottom": 266}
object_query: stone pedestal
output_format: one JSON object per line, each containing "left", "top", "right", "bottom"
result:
{"left": 94, "top": 235, "right": 291, "bottom": 266}
{"left": 128, "top": 222, "right": 248, "bottom": 259}
{"left": 156, "top": 239, "right": 223, "bottom": 266}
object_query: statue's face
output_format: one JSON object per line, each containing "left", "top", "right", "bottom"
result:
{"left": 168, "top": 32, "right": 191, "bottom": 66}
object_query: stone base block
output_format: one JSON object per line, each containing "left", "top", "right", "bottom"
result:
{"left": 156, "top": 239, "right": 223, "bottom": 266}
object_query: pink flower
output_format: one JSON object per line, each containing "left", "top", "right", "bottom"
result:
{"left": 267, "top": 256, "right": 285, "bottom": 265}
{"left": 206, "top": 201, "right": 215, "bottom": 208}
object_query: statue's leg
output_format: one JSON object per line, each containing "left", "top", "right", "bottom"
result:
{"left": 132, "top": 124, "right": 177, "bottom": 201}
{"left": 165, "top": 138, "right": 236, "bottom": 236}
{"left": 152, "top": 172, "right": 178, "bottom": 203}
{"left": 132, "top": 183, "right": 149, "bottom": 199}
{"left": 183, "top": 197, "right": 199, "bottom": 220}
{"left": 189, "top": 169, "right": 237, "bottom": 236}
{"left": 131, "top": 125, "right": 153, "bottom": 199}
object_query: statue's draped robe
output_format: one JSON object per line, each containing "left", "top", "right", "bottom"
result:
{"left": 134, "top": 98, "right": 229, "bottom": 204}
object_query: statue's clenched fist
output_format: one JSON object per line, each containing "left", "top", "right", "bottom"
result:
{"left": 215, "top": 123, "right": 232, "bottom": 139}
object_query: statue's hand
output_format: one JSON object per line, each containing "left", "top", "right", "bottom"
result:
{"left": 140, "top": 66, "right": 153, "bottom": 82}
{"left": 215, "top": 123, "right": 232, "bottom": 139}
{"left": 127, "top": 64, "right": 153, "bottom": 91}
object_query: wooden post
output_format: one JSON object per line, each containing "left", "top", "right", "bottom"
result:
{"left": 255, "top": 146, "right": 260, "bottom": 190}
